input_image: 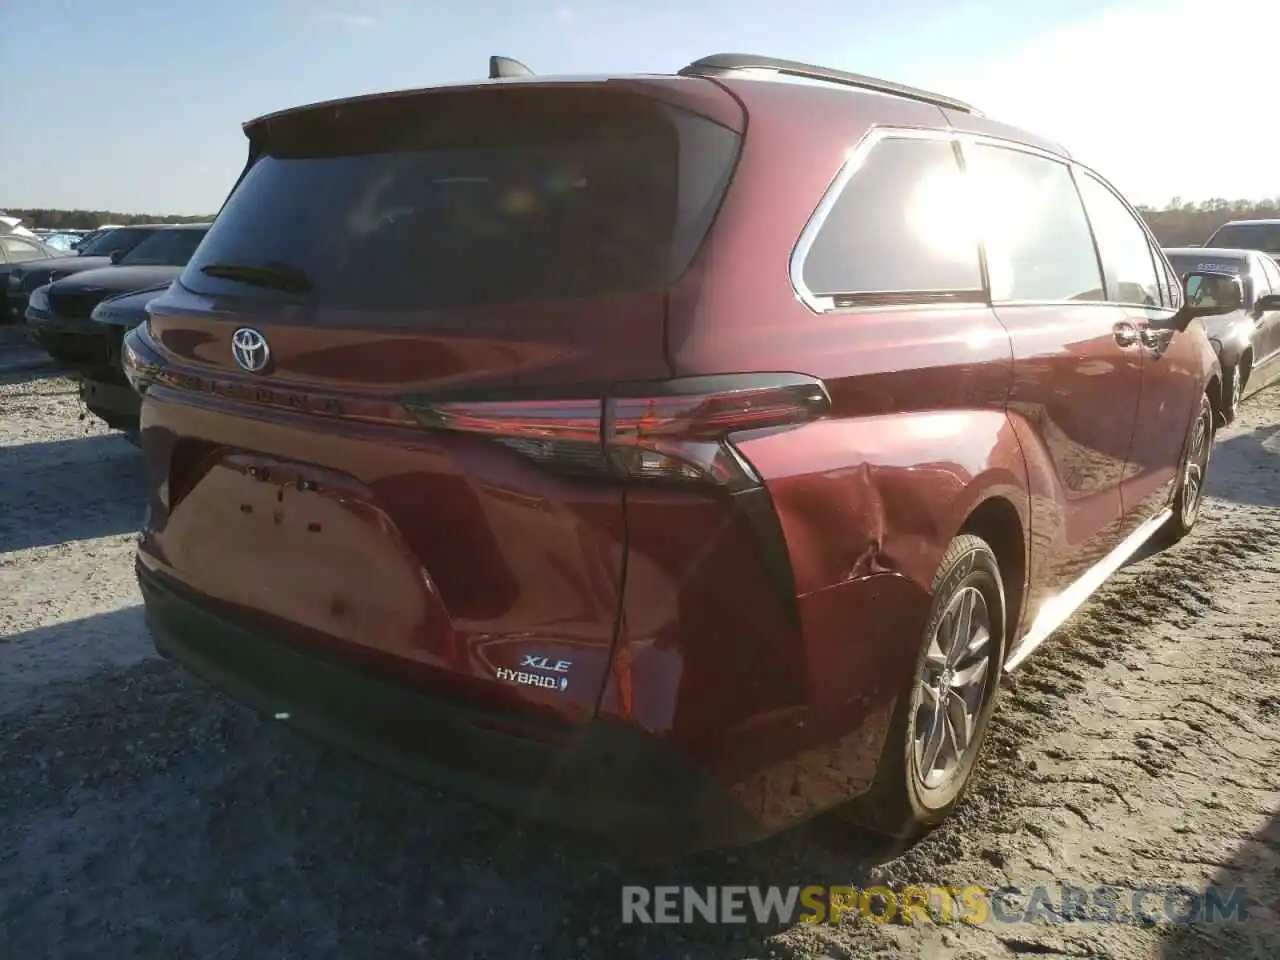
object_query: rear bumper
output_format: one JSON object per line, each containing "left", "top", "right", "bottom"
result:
{"left": 136, "top": 561, "right": 767, "bottom": 850}
{"left": 80, "top": 376, "right": 140, "bottom": 429}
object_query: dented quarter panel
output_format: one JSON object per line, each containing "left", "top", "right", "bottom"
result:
{"left": 591, "top": 82, "right": 1041, "bottom": 822}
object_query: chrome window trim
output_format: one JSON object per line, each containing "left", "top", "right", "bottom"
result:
{"left": 788, "top": 123, "right": 1177, "bottom": 314}
{"left": 955, "top": 131, "right": 1069, "bottom": 165}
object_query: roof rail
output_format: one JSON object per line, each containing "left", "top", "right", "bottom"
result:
{"left": 677, "top": 53, "right": 979, "bottom": 115}
{"left": 489, "top": 55, "right": 534, "bottom": 79}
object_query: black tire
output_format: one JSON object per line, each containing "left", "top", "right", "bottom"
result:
{"left": 1221, "top": 365, "right": 1240, "bottom": 424}
{"left": 1162, "top": 392, "right": 1214, "bottom": 543}
{"left": 842, "top": 533, "right": 1007, "bottom": 839}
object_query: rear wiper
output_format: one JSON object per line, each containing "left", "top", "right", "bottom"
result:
{"left": 199, "top": 261, "right": 312, "bottom": 293}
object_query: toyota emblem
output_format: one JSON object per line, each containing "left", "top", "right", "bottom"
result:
{"left": 231, "top": 327, "right": 270, "bottom": 373}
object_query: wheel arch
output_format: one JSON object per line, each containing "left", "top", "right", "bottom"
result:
{"left": 957, "top": 494, "right": 1026, "bottom": 650}
{"left": 1206, "top": 373, "right": 1223, "bottom": 425}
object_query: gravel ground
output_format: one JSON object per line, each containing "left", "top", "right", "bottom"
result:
{"left": 1, "top": 334, "right": 1277, "bottom": 960}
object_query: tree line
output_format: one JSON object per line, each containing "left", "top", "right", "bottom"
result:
{"left": 5, "top": 209, "right": 214, "bottom": 230}
{"left": 7, "top": 196, "right": 1280, "bottom": 245}
{"left": 1136, "top": 197, "right": 1280, "bottom": 246}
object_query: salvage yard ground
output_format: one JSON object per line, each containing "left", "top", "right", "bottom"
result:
{"left": 1, "top": 330, "right": 1277, "bottom": 959}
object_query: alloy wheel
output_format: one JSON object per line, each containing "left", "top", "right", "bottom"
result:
{"left": 912, "top": 586, "right": 993, "bottom": 791}
{"left": 1182, "top": 405, "right": 1211, "bottom": 525}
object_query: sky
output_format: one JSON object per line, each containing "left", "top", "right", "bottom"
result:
{"left": 1, "top": 0, "right": 1274, "bottom": 215}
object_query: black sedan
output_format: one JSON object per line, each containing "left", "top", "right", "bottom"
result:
{"left": 77, "top": 283, "right": 170, "bottom": 440}
{"left": 25, "top": 222, "right": 211, "bottom": 367}
{"left": 1164, "top": 246, "right": 1280, "bottom": 421}
{"left": 6, "top": 224, "right": 168, "bottom": 319}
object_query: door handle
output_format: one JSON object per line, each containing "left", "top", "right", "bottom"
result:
{"left": 1139, "top": 327, "right": 1166, "bottom": 349}
{"left": 1113, "top": 322, "right": 1139, "bottom": 347}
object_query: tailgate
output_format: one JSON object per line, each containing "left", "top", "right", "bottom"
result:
{"left": 134, "top": 77, "right": 745, "bottom": 722}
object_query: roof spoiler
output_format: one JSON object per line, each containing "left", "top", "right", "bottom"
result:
{"left": 489, "top": 55, "right": 534, "bottom": 79}
{"left": 678, "top": 52, "right": 980, "bottom": 115}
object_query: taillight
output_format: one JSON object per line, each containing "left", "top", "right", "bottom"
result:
{"left": 121, "top": 325, "right": 157, "bottom": 394}
{"left": 403, "top": 374, "right": 830, "bottom": 491}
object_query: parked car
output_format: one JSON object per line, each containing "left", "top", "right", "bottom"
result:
{"left": 1163, "top": 246, "right": 1280, "bottom": 421}
{"left": 72, "top": 227, "right": 110, "bottom": 251}
{"left": 123, "top": 53, "right": 1231, "bottom": 849}
{"left": 26, "top": 222, "right": 209, "bottom": 366}
{"left": 0, "top": 233, "right": 64, "bottom": 323}
{"left": 40, "top": 231, "right": 86, "bottom": 253}
{"left": 0, "top": 212, "right": 39, "bottom": 239}
{"left": 77, "top": 284, "right": 170, "bottom": 439}
{"left": 1203, "top": 219, "right": 1280, "bottom": 262}
{"left": 6, "top": 225, "right": 168, "bottom": 318}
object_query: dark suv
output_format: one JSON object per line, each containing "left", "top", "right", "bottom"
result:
{"left": 1204, "top": 219, "right": 1280, "bottom": 262}
{"left": 124, "top": 54, "right": 1230, "bottom": 848}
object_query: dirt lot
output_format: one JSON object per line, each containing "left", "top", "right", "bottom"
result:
{"left": 1, "top": 333, "right": 1277, "bottom": 960}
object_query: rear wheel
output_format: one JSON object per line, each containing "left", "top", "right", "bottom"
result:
{"left": 843, "top": 534, "right": 1007, "bottom": 838}
{"left": 1163, "top": 392, "right": 1214, "bottom": 543}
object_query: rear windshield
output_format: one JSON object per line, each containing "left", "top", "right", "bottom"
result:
{"left": 179, "top": 87, "right": 741, "bottom": 311}
{"left": 1165, "top": 253, "right": 1246, "bottom": 277}
{"left": 119, "top": 228, "right": 209, "bottom": 267}
{"left": 1204, "top": 223, "right": 1280, "bottom": 253}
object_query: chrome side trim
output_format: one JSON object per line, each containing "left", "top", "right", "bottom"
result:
{"left": 954, "top": 131, "right": 1070, "bottom": 166}
{"left": 1004, "top": 507, "right": 1173, "bottom": 673}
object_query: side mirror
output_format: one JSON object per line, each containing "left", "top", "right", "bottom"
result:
{"left": 109, "top": 249, "right": 125, "bottom": 264}
{"left": 1164, "top": 270, "right": 1242, "bottom": 333}
{"left": 1255, "top": 293, "right": 1280, "bottom": 314}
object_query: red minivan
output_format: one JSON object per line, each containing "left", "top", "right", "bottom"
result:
{"left": 125, "top": 54, "right": 1231, "bottom": 848}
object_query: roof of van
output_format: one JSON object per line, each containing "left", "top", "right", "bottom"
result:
{"left": 241, "top": 57, "right": 1069, "bottom": 161}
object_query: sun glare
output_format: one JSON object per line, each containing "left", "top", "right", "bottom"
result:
{"left": 906, "top": 164, "right": 979, "bottom": 267}
{"left": 906, "top": 157, "right": 1050, "bottom": 299}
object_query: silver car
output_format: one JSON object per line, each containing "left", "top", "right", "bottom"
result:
{"left": 1164, "top": 246, "right": 1280, "bottom": 421}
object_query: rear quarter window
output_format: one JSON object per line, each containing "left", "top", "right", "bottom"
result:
{"left": 180, "top": 87, "right": 742, "bottom": 312}
{"left": 798, "top": 134, "right": 984, "bottom": 305}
